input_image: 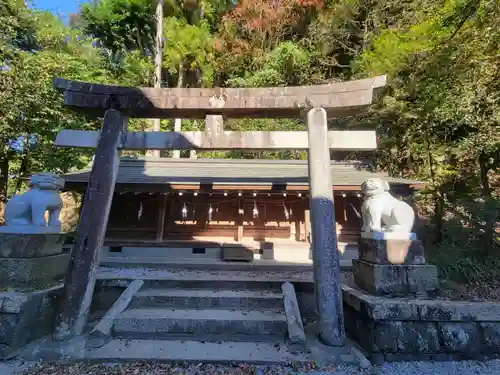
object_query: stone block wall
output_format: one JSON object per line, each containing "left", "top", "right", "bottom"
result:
{"left": 0, "top": 286, "right": 62, "bottom": 359}
{"left": 343, "top": 285, "right": 500, "bottom": 362}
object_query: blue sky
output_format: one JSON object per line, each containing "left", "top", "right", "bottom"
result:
{"left": 31, "top": 0, "right": 83, "bottom": 19}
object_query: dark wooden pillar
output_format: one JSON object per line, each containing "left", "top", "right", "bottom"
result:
{"left": 294, "top": 220, "right": 301, "bottom": 242}
{"left": 156, "top": 194, "right": 167, "bottom": 241}
{"left": 306, "top": 107, "right": 345, "bottom": 346}
{"left": 54, "top": 109, "right": 127, "bottom": 340}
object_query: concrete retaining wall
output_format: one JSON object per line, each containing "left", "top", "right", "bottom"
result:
{"left": 343, "top": 285, "right": 500, "bottom": 363}
{"left": 0, "top": 286, "right": 62, "bottom": 359}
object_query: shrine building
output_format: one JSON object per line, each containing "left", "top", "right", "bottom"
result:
{"left": 62, "top": 156, "right": 424, "bottom": 264}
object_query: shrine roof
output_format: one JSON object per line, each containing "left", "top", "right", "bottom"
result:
{"left": 62, "top": 157, "right": 425, "bottom": 191}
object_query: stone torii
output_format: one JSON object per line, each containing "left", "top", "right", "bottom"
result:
{"left": 51, "top": 75, "right": 386, "bottom": 346}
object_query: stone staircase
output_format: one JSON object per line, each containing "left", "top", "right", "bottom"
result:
{"left": 15, "top": 271, "right": 367, "bottom": 365}
{"left": 110, "top": 278, "right": 290, "bottom": 345}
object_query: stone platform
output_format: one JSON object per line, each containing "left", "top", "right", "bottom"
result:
{"left": 342, "top": 284, "right": 500, "bottom": 363}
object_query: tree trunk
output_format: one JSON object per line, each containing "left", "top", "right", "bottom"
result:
{"left": 426, "top": 137, "right": 443, "bottom": 243}
{"left": 0, "top": 155, "right": 9, "bottom": 199}
{"left": 148, "top": 0, "right": 164, "bottom": 158}
{"left": 478, "top": 153, "right": 496, "bottom": 253}
{"left": 0, "top": 154, "right": 8, "bottom": 225}
{"left": 15, "top": 152, "right": 30, "bottom": 194}
{"left": 172, "top": 60, "right": 184, "bottom": 159}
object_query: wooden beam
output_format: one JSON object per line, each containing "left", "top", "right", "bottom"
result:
{"left": 54, "top": 109, "right": 128, "bottom": 340}
{"left": 54, "top": 76, "right": 387, "bottom": 118}
{"left": 212, "top": 184, "right": 272, "bottom": 191}
{"left": 55, "top": 130, "right": 377, "bottom": 150}
{"left": 285, "top": 185, "right": 364, "bottom": 191}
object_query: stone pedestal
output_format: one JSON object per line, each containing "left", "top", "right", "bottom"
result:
{"left": 353, "top": 232, "right": 438, "bottom": 296}
{"left": 0, "top": 230, "right": 69, "bottom": 288}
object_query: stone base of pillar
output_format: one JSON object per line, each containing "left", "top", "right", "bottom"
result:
{"left": 353, "top": 233, "right": 438, "bottom": 296}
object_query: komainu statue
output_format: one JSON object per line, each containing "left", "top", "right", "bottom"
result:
{"left": 4, "top": 173, "right": 65, "bottom": 227}
{"left": 360, "top": 178, "right": 415, "bottom": 233}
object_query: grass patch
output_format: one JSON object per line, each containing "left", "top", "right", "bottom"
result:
{"left": 427, "top": 245, "right": 500, "bottom": 285}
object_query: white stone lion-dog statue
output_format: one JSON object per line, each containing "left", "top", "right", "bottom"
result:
{"left": 4, "top": 173, "right": 65, "bottom": 227}
{"left": 360, "top": 178, "right": 415, "bottom": 233}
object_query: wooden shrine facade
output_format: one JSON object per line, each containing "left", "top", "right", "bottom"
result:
{"left": 63, "top": 158, "right": 423, "bottom": 245}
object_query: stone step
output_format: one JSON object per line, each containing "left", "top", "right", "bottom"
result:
{"left": 113, "top": 308, "right": 288, "bottom": 342}
{"left": 130, "top": 288, "right": 283, "bottom": 310}
{"left": 140, "top": 279, "right": 291, "bottom": 292}
{"left": 99, "top": 257, "right": 355, "bottom": 272}
{"left": 84, "top": 338, "right": 312, "bottom": 364}
{"left": 96, "top": 267, "right": 334, "bottom": 293}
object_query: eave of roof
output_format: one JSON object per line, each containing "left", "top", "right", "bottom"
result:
{"left": 62, "top": 157, "right": 425, "bottom": 190}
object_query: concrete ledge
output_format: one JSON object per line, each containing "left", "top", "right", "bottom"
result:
{"left": 342, "top": 285, "right": 500, "bottom": 362}
{"left": 0, "top": 254, "right": 69, "bottom": 286}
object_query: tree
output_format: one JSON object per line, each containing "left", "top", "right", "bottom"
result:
{"left": 352, "top": 0, "right": 499, "bottom": 252}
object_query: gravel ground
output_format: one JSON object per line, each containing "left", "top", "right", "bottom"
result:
{"left": 2, "top": 360, "right": 500, "bottom": 375}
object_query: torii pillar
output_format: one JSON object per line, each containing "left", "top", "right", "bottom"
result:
{"left": 307, "top": 108, "right": 344, "bottom": 345}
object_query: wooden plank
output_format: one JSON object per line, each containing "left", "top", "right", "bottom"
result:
{"left": 55, "top": 130, "right": 377, "bottom": 150}
{"left": 54, "top": 109, "right": 128, "bottom": 340}
{"left": 87, "top": 279, "right": 144, "bottom": 348}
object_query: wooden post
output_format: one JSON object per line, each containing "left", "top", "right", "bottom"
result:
{"left": 237, "top": 221, "right": 244, "bottom": 242}
{"left": 306, "top": 107, "right": 345, "bottom": 347}
{"left": 54, "top": 109, "right": 127, "bottom": 340}
{"left": 156, "top": 194, "right": 167, "bottom": 241}
{"left": 304, "top": 209, "right": 311, "bottom": 244}
{"left": 295, "top": 220, "right": 301, "bottom": 242}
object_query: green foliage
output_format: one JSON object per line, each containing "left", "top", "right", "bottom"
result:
{"left": 162, "top": 16, "right": 214, "bottom": 85}
{"left": 80, "top": 0, "right": 155, "bottom": 54}
{"left": 0, "top": 0, "right": 498, "bottom": 282}
{"left": 227, "top": 42, "right": 311, "bottom": 87}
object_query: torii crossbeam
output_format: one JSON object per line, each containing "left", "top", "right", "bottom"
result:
{"left": 52, "top": 75, "right": 387, "bottom": 348}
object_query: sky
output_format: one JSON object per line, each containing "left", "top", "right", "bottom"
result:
{"left": 31, "top": 0, "right": 83, "bottom": 21}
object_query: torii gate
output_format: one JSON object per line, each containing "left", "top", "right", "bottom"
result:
{"left": 52, "top": 76, "right": 386, "bottom": 346}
